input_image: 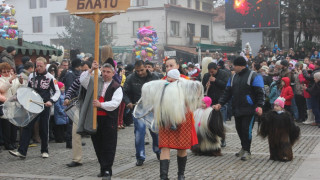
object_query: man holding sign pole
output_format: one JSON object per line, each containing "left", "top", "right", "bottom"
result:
{"left": 80, "top": 61, "right": 123, "bottom": 179}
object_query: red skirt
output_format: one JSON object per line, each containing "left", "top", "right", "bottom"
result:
{"left": 159, "top": 111, "right": 198, "bottom": 149}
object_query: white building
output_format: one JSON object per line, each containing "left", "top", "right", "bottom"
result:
{"left": 8, "top": 0, "right": 216, "bottom": 62}
{"left": 7, "top": 0, "right": 69, "bottom": 45}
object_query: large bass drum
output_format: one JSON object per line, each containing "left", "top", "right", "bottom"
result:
{"left": 133, "top": 98, "right": 158, "bottom": 133}
{"left": 3, "top": 87, "right": 44, "bottom": 127}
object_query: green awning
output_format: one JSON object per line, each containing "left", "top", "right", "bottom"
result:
{"left": 0, "top": 39, "right": 62, "bottom": 56}
{"left": 111, "top": 46, "right": 133, "bottom": 53}
{"left": 196, "top": 43, "right": 240, "bottom": 53}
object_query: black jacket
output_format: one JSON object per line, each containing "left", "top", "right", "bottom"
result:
{"left": 303, "top": 68, "right": 320, "bottom": 89}
{"left": 202, "top": 69, "right": 230, "bottom": 105}
{"left": 306, "top": 81, "right": 320, "bottom": 97}
{"left": 123, "top": 70, "right": 159, "bottom": 105}
{"left": 219, "top": 68, "right": 265, "bottom": 117}
{"left": 64, "top": 67, "right": 81, "bottom": 92}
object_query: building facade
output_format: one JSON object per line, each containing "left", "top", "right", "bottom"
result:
{"left": 8, "top": 0, "right": 215, "bottom": 62}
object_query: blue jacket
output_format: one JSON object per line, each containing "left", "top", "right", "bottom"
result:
{"left": 54, "top": 93, "right": 69, "bottom": 125}
{"left": 268, "top": 81, "right": 280, "bottom": 104}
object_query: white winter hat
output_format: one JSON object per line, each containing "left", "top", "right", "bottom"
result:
{"left": 167, "top": 69, "right": 180, "bottom": 80}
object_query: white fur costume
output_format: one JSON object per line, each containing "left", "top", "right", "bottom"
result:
{"left": 141, "top": 78, "right": 203, "bottom": 128}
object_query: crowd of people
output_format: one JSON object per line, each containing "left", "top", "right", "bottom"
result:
{"left": 0, "top": 43, "right": 319, "bottom": 180}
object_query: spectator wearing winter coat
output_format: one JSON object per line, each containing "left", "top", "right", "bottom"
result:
{"left": 280, "top": 77, "right": 294, "bottom": 114}
{"left": 299, "top": 64, "right": 314, "bottom": 125}
{"left": 0, "top": 62, "right": 23, "bottom": 150}
{"left": 20, "top": 62, "right": 34, "bottom": 86}
{"left": 54, "top": 82, "right": 68, "bottom": 143}
{"left": 302, "top": 60, "right": 320, "bottom": 126}
{"left": 16, "top": 56, "right": 31, "bottom": 74}
{"left": 63, "top": 58, "right": 82, "bottom": 148}
{"left": 268, "top": 78, "right": 281, "bottom": 107}
{"left": 0, "top": 46, "right": 16, "bottom": 71}
{"left": 293, "top": 64, "right": 306, "bottom": 122}
{"left": 305, "top": 72, "right": 320, "bottom": 127}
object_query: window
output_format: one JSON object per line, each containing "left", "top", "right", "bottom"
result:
{"left": 30, "top": 0, "right": 36, "bottom": 9}
{"left": 188, "top": 0, "right": 191, "bottom": 8}
{"left": 133, "top": 21, "right": 149, "bottom": 36}
{"left": 187, "top": 23, "right": 195, "bottom": 37}
{"left": 106, "top": 23, "right": 117, "bottom": 37}
{"left": 170, "top": 21, "right": 179, "bottom": 36}
{"left": 137, "top": 0, "right": 148, "bottom": 6}
{"left": 201, "top": 25, "right": 209, "bottom": 38}
{"left": 170, "top": 0, "right": 177, "bottom": 5}
{"left": 196, "top": 0, "right": 200, "bottom": 10}
{"left": 40, "top": 0, "right": 47, "bottom": 8}
{"left": 57, "top": 15, "right": 70, "bottom": 27}
{"left": 202, "top": 2, "right": 213, "bottom": 12}
{"left": 33, "top": 16, "right": 43, "bottom": 33}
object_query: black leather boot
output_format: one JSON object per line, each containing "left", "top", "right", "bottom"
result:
{"left": 160, "top": 159, "right": 170, "bottom": 180}
{"left": 177, "top": 156, "right": 187, "bottom": 180}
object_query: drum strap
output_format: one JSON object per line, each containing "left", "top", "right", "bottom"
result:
{"left": 97, "top": 96, "right": 107, "bottom": 116}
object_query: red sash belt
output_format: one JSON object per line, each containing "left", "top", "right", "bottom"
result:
{"left": 97, "top": 96, "right": 107, "bottom": 116}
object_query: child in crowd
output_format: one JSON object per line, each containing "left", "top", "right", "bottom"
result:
{"left": 166, "top": 69, "right": 180, "bottom": 82}
{"left": 280, "top": 77, "right": 294, "bottom": 114}
{"left": 192, "top": 96, "right": 225, "bottom": 156}
{"left": 54, "top": 82, "right": 69, "bottom": 143}
{"left": 258, "top": 97, "right": 300, "bottom": 161}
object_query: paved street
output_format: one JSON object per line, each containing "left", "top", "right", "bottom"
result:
{"left": 0, "top": 120, "right": 319, "bottom": 180}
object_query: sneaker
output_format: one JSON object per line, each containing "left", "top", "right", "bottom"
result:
{"left": 235, "top": 148, "right": 245, "bottom": 157}
{"left": 241, "top": 151, "right": 251, "bottom": 161}
{"left": 9, "top": 150, "right": 26, "bottom": 159}
{"left": 42, "top": 152, "right": 49, "bottom": 158}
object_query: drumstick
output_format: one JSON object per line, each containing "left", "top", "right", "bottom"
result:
{"left": 29, "top": 100, "right": 45, "bottom": 105}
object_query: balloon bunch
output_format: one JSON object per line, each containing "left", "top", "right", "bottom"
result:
{"left": 133, "top": 26, "right": 158, "bottom": 61}
{"left": 0, "top": 1, "right": 18, "bottom": 40}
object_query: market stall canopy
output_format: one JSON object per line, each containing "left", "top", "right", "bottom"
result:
{"left": 0, "top": 39, "right": 62, "bottom": 56}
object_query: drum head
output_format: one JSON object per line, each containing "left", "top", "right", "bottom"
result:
{"left": 17, "top": 87, "right": 44, "bottom": 114}
{"left": 133, "top": 98, "right": 158, "bottom": 133}
{"left": 133, "top": 99, "right": 152, "bottom": 119}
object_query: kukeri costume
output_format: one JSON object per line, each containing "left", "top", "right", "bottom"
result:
{"left": 192, "top": 107, "right": 225, "bottom": 156}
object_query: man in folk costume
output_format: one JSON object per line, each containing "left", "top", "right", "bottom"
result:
{"left": 79, "top": 62, "right": 123, "bottom": 180}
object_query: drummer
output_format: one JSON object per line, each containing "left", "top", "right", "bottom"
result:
{"left": 9, "top": 57, "right": 61, "bottom": 159}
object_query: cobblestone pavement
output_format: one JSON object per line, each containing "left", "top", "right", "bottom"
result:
{"left": 0, "top": 120, "right": 319, "bottom": 180}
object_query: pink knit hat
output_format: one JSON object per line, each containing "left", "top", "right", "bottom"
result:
{"left": 202, "top": 96, "right": 212, "bottom": 108}
{"left": 274, "top": 97, "right": 285, "bottom": 108}
{"left": 58, "top": 82, "right": 64, "bottom": 89}
{"left": 309, "top": 64, "right": 315, "bottom": 70}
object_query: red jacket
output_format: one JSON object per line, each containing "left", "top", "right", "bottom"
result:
{"left": 298, "top": 73, "right": 310, "bottom": 98}
{"left": 280, "top": 77, "right": 294, "bottom": 105}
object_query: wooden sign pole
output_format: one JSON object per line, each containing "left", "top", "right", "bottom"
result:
{"left": 93, "top": 14, "right": 100, "bottom": 130}
{"left": 67, "top": 0, "right": 131, "bottom": 130}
